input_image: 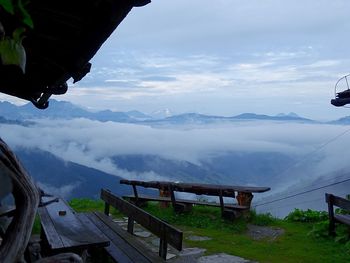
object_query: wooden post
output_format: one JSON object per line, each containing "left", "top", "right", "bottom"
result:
{"left": 132, "top": 185, "right": 138, "bottom": 200}
{"left": 159, "top": 188, "right": 170, "bottom": 208}
{"left": 127, "top": 217, "right": 134, "bottom": 234}
{"left": 104, "top": 202, "right": 110, "bottom": 216}
{"left": 159, "top": 226, "right": 168, "bottom": 260}
{"left": 236, "top": 192, "right": 254, "bottom": 207}
{"left": 0, "top": 139, "right": 40, "bottom": 262}
{"left": 326, "top": 194, "right": 336, "bottom": 236}
{"left": 169, "top": 186, "right": 185, "bottom": 213}
{"left": 169, "top": 186, "right": 177, "bottom": 208}
{"left": 219, "top": 190, "right": 225, "bottom": 217}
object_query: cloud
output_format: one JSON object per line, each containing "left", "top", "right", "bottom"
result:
{"left": 36, "top": 182, "right": 80, "bottom": 199}
{"left": 1, "top": 119, "right": 349, "bottom": 183}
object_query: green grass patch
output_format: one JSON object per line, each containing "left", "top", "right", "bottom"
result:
{"left": 69, "top": 198, "right": 123, "bottom": 217}
{"left": 142, "top": 203, "right": 350, "bottom": 262}
{"left": 143, "top": 202, "right": 246, "bottom": 233}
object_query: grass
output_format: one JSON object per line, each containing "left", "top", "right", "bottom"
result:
{"left": 33, "top": 199, "right": 350, "bottom": 262}
{"left": 141, "top": 202, "right": 350, "bottom": 263}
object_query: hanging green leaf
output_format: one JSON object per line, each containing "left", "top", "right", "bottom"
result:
{"left": 0, "top": 0, "right": 15, "bottom": 15}
{"left": 17, "top": 0, "right": 33, "bottom": 28}
{"left": 0, "top": 28, "right": 26, "bottom": 73}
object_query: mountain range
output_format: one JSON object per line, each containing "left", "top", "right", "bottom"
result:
{"left": 0, "top": 99, "right": 322, "bottom": 124}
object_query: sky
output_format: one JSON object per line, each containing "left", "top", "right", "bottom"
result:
{"left": 2, "top": 0, "right": 350, "bottom": 120}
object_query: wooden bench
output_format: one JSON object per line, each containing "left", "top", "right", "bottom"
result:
{"left": 123, "top": 194, "right": 248, "bottom": 218}
{"left": 37, "top": 197, "right": 110, "bottom": 255}
{"left": 82, "top": 189, "right": 183, "bottom": 262}
{"left": 121, "top": 180, "right": 270, "bottom": 219}
{"left": 325, "top": 193, "right": 350, "bottom": 235}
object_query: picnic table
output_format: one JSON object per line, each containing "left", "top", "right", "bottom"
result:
{"left": 37, "top": 197, "right": 110, "bottom": 255}
{"left": 120, "top": 180, "right": 270, "bottom": 219}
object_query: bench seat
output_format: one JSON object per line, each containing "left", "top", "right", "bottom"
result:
{"left": 78, "top": 212, "right": 164, "bottom": 263}
{"left": 123, "top": 194, "right": 248, "bottom": 210}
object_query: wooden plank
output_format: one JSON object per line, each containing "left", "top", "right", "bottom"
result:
{"left": 77, "top": 213, "right": 134, "bottom": 263}
{"left": 90, "top": 212, "right": 164, "bottom": 263}
{"left": 102, "top": 190, "right": 183, "bottom": 251}
{"left": 335, "top": 214, "right": 350, "bottom": 226}
{"left": 120, "top": 179, "right": 270, "bottom": 194}
{"left": 38, "top": 198, "right": 109, "bottom": 252}
{"left": 332, "top": 196, "right": 350, "bottom": 211}
{"left": 123, "top": 195, "right": 248, "bottom": 210}
{"left": 87, "top": 212, "right": 148, "bottom": 263}
{"left": 37, "top": 206, "right": 64, "bottom": 250}
{"left": 326, "top": 194, "right": 350, "bottom": 212}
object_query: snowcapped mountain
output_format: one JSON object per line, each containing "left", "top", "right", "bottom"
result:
{"left": 150, "top": 108, "right": 174, "bottom": 119}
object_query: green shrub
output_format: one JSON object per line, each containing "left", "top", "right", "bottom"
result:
{"left": 308, "top": 221, "right": 329, "bottom": 238}
{"left": 249, "top": 210, "right": 276, "bottom": 226}
{"left": 285, "top": 209, "right": 328, "bottom": 223}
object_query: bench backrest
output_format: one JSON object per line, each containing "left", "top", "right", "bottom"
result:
{"left": 325, "top": 193, "right": 350, "bottom": 210}
{"left": 101, "top": 189, "right": 183, "bottom": 251}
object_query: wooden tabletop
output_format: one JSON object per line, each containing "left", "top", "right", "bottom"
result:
{"left": 38, "top": 197, "right": 109, "bottom": 252}
{"left": 120, "top": 180, "right": 270, "bottom": 195}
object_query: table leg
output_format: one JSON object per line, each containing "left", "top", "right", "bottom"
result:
{"left": 159, "top": 189, "right": 170, "bottom": 208}
{"left": 236, "top": 192, "right": 253, "bottom": 208}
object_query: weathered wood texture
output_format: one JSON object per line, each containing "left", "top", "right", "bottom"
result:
{"left": 325, "top": 193, "right": 350, "bottom": 235}
{"left": 101, "top": 189, "right": 183, "bottom": 260}
{"left": 38, "top": 197, "right": 109, "bottom": 254}
{"left": 0, "top": 138, "right": 40, "bottom": 263}
{"left": 120, "top": 180, "right": 270, "bottom": 195}
{"left": 120, "top": 180, "right": 264, "bottom": 217}
{"left": 82, "top": 212, "right": 164, "bottom": 263}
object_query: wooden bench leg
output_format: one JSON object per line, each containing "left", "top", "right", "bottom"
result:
{"left": 127, "top": 217, "right": 134, "bottom": 234}
{"left": 326, "top": 194, "right": 336, "bottom": 236}
{"left": 159, "top": 189, "right": 170, "bottom": 208}
{"left": 173, "top": 203, "right": 192, "bottom": 213}
{"left": 236, "top": 192, "right": 253, "bottom": 207}
{"left": 104, "top": 203, "right": 110, "bottom": 216}
{"left": 159, "top": 238, "right": 167, "bottom": 260}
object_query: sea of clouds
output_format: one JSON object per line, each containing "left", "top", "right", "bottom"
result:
{"left": 1, "top": 118, "right": 350, "bottom": 216}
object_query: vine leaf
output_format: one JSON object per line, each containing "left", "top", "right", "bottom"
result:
{"left": 0, "top": 0, "right": 15, "bottom": 15}
{"left": 18, "top": 0, "right": 33, "bottom": 28}
{"left": 0, "top": 28, "right": 26, "bottom": 73}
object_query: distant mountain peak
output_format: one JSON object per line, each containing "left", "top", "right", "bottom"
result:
{"left": 151, "top": 108, "right": 174, "bottom": 119}
{"left": 276, "top": 112, "right": 300, "bottom": 118}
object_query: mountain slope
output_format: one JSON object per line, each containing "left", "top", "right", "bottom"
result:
{"left": 14, "top": 148, "right": 133, "bottom": 199}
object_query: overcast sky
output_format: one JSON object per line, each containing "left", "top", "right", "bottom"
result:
{"left": 2, "top": 0, "right": 350, "bottom": 120}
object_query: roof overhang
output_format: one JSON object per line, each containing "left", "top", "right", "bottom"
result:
{"left": 0, "top": 0, "right": 151, "bottom": 108}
